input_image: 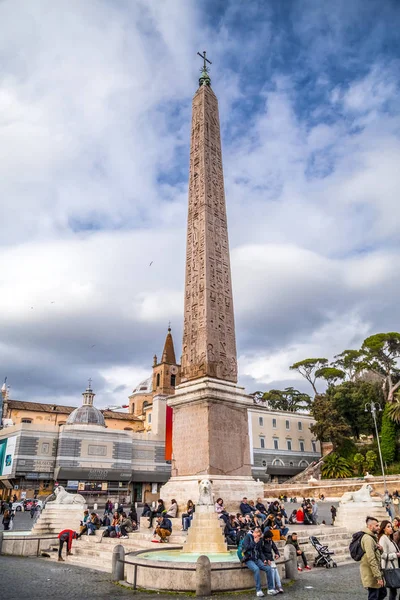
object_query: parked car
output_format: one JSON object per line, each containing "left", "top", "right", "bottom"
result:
{"left": 12, "top": 499, "right": 43, "bottom": 511}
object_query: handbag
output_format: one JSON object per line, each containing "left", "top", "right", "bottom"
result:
{"left": 384, "top": 561, "right": 400, "bottom": 589}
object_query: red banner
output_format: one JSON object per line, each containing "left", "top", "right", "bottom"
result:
{"left": 165, "top": 405, "right": 173, "bottom": 461}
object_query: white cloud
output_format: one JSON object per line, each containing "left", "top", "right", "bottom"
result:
{"left": 0, "top": 0, "right": 399, "bottom": 405}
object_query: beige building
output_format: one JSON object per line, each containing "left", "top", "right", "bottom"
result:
{"left": 249, "top": 402, "right": 320, "bottom": 482}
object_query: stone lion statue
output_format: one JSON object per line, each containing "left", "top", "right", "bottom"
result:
{"left": 47, "top": 485, "right": 86, "bottom": 505}
{"left": 198, "top": 478, "right": 213, "bottom": 506}
{"left": 340, "top": 483, "right": 373, "bottom": 503}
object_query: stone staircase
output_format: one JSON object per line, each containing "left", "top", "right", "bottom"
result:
{"left": 41, "top": 523, "right": 352, "bottom": 574}
{"left": 42, "top": 527, "right": 186, "bottom": 572}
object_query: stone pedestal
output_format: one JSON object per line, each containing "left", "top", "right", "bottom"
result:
{"left": 31, "top": 504, "right": 87, "bottom": 535}
{"left": 168, "top": 377, "right": 253, "bottom": 477}
{"left": 184, "top": 504, "right": 228, "bottom": 553}
{"left": 160, "top": 474, "right": 263, "bottom": 513}
{"left": 335, "top": 501, "right": 387, "bottom": 531}
{"left": 161, "top": 377, "right": 263, "bottom": 511}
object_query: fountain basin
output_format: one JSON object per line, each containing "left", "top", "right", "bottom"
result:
{"left": 125, "top": 548, "right": 287, "bottom": 593}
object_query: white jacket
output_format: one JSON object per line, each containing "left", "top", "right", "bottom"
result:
{"left": 380, "top": 534, "right": 399, "bottom": 569}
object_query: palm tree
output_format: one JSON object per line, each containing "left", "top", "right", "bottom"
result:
{"left": 321, "top": 453, "right": 353, "bottom": 479}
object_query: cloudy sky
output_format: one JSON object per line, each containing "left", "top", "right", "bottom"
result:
{"left": 1, "top": 0, "right": 400, "bottom": 408}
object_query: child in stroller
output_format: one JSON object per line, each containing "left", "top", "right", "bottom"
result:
{"left": 309, "top": 535, "right": 337, "bottom": 568}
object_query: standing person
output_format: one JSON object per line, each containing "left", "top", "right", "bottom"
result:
{"left": 359, "top": 516, "right": 386, "bottom": 600}
{"left": 12, "top": 494, "right": 17, "bottom": 503}
{"left": 2, "top": 509, "right": 11, "bottom": 531}
{"left": 331, "top": 505, "right": 337, "bottom": 526}
{"left": 378, "top": 520, "right": 400, "bottom": 600}
{"left": 261, "top": 530, "right": 283, "bottom": 594}
{"left": 58, "top": 529, "right": 77, "bottom": 562}
{"left": 30, "top": 501, "right": 37, "bottom": 519}
{"left": 241, "top": 527, "right": 276, "bottom": 597}
{"left": 285, "top": 533, "right": 311, "bottom": 571}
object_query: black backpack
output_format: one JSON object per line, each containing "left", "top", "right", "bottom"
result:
{"left": 349, "top": 531, "right": 365, "bottom": 561}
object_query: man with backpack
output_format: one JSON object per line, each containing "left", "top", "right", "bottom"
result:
{"left": 352, "top": 516, "right": 386, "bottom": 600}
{"left": 240, "top": 527, "right": 277, "bottom": 596}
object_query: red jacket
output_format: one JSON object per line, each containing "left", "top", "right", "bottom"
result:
{"left": 58, "top": 529, "right": 77, "bottom": 551}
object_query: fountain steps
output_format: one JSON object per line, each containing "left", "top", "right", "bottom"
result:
{"left": 41, "top": 524, "right": 353, "bottom": 572}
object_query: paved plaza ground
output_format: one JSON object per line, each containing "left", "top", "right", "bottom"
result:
{"left": 0, "top": 556, "right": 366, "bottom": 600}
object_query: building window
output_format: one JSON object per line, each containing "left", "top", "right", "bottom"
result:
{"left": 22, "top": 418, "right": 32, "bottom": 424}
{"left": 273, "top": 438, "right": 279, "bottom": 450}
{"left": 41, "top": 442, "right": 50, "bottom": 454}
{"left": 259, "top": 417, "right": 264, "bottom": 426}
{"left": 272, "top": 418, "right": 277, "bottom": 428}
{"left": 298, "top": 421, "right": 302, "bottom": 431}
{"left": 312, "top": 441, "right": 317, "bottom": 453}
{"left": 299, "top": 459, "right": 309, "bottom": 467}
{"left": 300, "top": 441, "right": 305, "bottom": 452}
{"left": 143, "top": 401, "right": 149, "bottom": 408}
{"left": 285, "top": 420, "right": 290, "bottom": 430}
{"left": 148, "top": 413, "right": 152, "bottom": 424}
{"left": 260, "top": 437, "right": 265, "bottom": 449}
{"left": 289, "top": 461, "right": 294, "bottom": 466}
{"left": 287, "top": 440, "right": 292, "bottom": 451}
{"left": 272, "top": 458, "right": 284, "bottom": 466}
{"left": 156, "top": 373, "right": 160, "bottom": 387}
{"left": 171, "top": 374, "right": 176, "bottom": 387}
{"left": 262, "top": 460, "right": 267, "bottom": 467}
{"left": 124, "top": 427, "right": 133, "bottom": 431}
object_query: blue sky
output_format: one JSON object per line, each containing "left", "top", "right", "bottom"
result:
{"left": 0, "top": 0, "right": 399, "bottom": 406}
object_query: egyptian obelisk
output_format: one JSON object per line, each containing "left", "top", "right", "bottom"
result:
{"left": 161, "top": 54, "right": 262, "bottom": 507}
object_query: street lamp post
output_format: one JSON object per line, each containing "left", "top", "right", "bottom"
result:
{"left": 365, "top": 402, "right": 388, "bottom": 494}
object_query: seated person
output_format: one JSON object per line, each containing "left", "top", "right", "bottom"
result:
{"left": 86, "top": 512, "right": 101, "bottom": 535}
{"left": 296, "top": 507, "right": 304, "bottom": 524}
{"left": 268, "top": 500, "right": 280, "bottom": 516}
{"left": 240, "top": 497, "right": 253, "bottom": 516}
{"left": 154, "top": 514, "right": 172, "bottom": 542}
{"left": 288, "top": 509, "right": 297, "bottom": 525}
{"left": 253, "top": 510, "right": 267, "bottom": 529}
{"left": 128, "top": 508, "right": 138, "bottom": 529}
{"left": 273, "top": 513, "right": 289, "bottom": 539}
{"left": 120, "top": 513, "right": 134, "bottom": 538}
{"left": 181, "top": 500, "right": 195, "bottom": 531}
{"left": 165, "top": 499, "right": 178, "bottom": 519}
{"left": 102, "top": 513, "right": 111, "bottom": 527}
{"left": 255, "top": 498, "right": 267, "bottom": 514}
{"left": 129, "top": 506, "right": 138, "bottom": 524}
{"left": 224, "top": 515, "right": 238, "bottom": 545}
{"left": 215, "top": 497, "right": 229, "bottom": 525}
{"left": 106, "top": 511, "right": 122, "bottom": 537}
{"left": 141, "top": 503, "right": 151, "bottom": 518}
{"left": 76, "top": 510, "right": 90, "bottom": 538}
{"left": 285, "top": 533, "right": 311, "bottom": 571}
{"left": 263, "top": 513, "right": 275, "bottom": 530}
{"left": 148, "top": 499, "right": 166, "bottom": 528}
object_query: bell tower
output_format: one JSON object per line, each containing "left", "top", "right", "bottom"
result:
{"left": 152, "top": 326, "right": 181, "bottom": 395}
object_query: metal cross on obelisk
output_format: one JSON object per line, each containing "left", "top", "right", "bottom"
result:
{"left": 197, "top": 50, "right": 212, "bottom": 70}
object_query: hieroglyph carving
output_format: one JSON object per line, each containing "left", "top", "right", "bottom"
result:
{"left": 181, "top": 84, "right": 238, "bottom": 383}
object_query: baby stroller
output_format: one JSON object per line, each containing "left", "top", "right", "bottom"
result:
{"left": 309, "top": 536, "right": 337, "bottom": 568}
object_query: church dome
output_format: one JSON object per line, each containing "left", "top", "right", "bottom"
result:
{"left": 131, "top": 376, "right": 152, "bottom": 395}
{"left": 66, "top": 381, "right": 105, "bottom": 427}
{"left": 66, "top": 404, "right": 105, "bottom": 427}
